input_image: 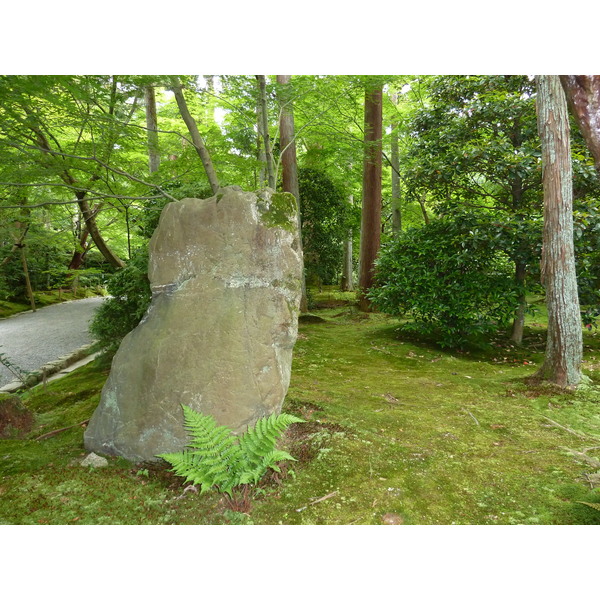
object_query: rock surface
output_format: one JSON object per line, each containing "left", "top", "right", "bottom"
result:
{"left": 84, "top": 187, "right": 303, "bottom": 463}
{"left": 80, "top": 452, "right": 108, "bottom": 468}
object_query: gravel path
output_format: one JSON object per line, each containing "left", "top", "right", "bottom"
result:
{"left": 0, "top": 297, "right": 106, "bottom": 388}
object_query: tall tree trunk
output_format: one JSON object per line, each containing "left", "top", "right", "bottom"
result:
{"left": 256, "top": 76, "right": 276, "bottom": 189}
{"left": 534, "top": 75, "right": 582, "bottom": 388}
{"left": 256, "top": 95, "right": 267, "bottom": 188}
{"left": 390, "top": 92, "right": 402, "bottom": 236}
{"left": 358, "top": 84, "right": 383, "bottom": 312}
{"left": 144, "top": 85, "right": 160, "bottom": 174}
{"left": 276, "top": 75, "right": 307, "bottom": 312}
{"left": 170, "top": 76, "right": 220, "bottom": 194}
{"left": 341, "top": 194, "right": 354, "bottom": 291}
{"left": 560, "top": 75, "right": 600, "bottom": 173}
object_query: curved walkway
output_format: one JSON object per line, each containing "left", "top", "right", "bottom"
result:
{"left": 0, "top": 296, "right": 106, "bottom": 389}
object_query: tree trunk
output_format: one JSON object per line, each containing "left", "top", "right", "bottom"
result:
{"left": 276, "top": 75, "right": 307, "bottom": 312}
{"left": 20, "top": 244, "right": 36, "bottom": 312}
{"left": 144, "top": 85, "right": 160, "bottom": 174}
{"left": 534, "top": 75, "right": 582, "bottom": 388}
{"left": 358, "top": 84, "right": 383, "bottom": 312}
{"left": 560, "top": 75, "right": 600, "bottom": 174}
{"left": 1, "top": 222, "right": 30, "bottom": 268}
{"left": 76, "top": 193, "right": 125, "bottom": 269}
{"left": 256, "top": 76, "right": 276, "bottom": 189}
{"left": 341, "top": 194, "right": 354, "bottom": 291}
{"left": 68, "top": 227, "right": 90, "bottom": 271}
{"left": 170, "top": 76, "right": 220, "bottom": 194}
{"left": 390, "top": 92, "right": 402, "bottom": 236}
{"left": 256, "top": 95, "right": 267, "bottom": 188}
{"left": 417, "top": 192, "right": 430, "bottom": 225}
{"left": 510, "top": 261, "right": 527, "bottom": 344}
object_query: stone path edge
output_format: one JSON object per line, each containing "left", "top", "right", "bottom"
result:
{"left": 0, "top": 343, "right": 96, "bottom": 394}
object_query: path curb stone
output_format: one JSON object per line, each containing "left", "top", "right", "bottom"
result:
{"left": 0, "top": 343, "right": 95, "bottom": 393}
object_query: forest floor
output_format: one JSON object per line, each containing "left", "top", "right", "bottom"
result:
{"left": 1, "top": 288, "right": 599, "bottom": 525}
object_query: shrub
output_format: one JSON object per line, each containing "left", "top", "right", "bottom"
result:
{"left": 369, "top": 216, "right": 521, "bottom": 348}
{"left": 89, "top": 247, "right": 151, "bottom": 353}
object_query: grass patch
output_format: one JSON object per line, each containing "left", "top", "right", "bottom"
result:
{"left": 1, "top": 291, "right": 599, "bottom": 524}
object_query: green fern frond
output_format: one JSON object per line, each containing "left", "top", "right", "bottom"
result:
{"left": 576, "top": 501, "right": 600, "bottom": 512}
{"left": 158, "top": 406, "right": 304, "bottom": 496}
{"left": 239, "top": 413, "right": 304, "bottom": 468}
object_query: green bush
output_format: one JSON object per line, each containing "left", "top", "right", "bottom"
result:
{"left": 89, "top": 247, "right": 151, "bottom": 353}
{"left": 369, "top": 216, "right": 521, "bottom": 348}
{"left": 298, "top": 168, "right": 356, "bottom": 286}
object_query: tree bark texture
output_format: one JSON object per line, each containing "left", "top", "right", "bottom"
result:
{"left": 560, "top": 75, "right": 600, "bottom": 174}
{"left": 358, "top": 85, "right": 383, "bottom": 312}
{"left": 144, "top": 85, "right": 160, "bottom": 174}
{"left": 170, "top": 76, "right": 220, "bottom": 194}
{"left": 341, "top": 194, "right": 354, "bottom": 291}
{"left": 256, "top": 76, "right": 276, "bottom": 189}
{"left": 277, "top": 75, "right": 307, "bottom": 312}
{"left": 535, "top": 75, "right": 582, "bottom": 388}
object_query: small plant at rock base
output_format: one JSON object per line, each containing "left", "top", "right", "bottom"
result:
{"left": 158, "top": 405, "right": 304, "bottom": 498}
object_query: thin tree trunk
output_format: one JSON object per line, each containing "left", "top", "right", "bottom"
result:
{"left": 277, "top": 75, "right": 307, "bottom": 312}
{"left": 358, "top": 84, "right": 383, "bottom": 312}
{"left": 534, "top": 75, "right": 582, "bottom": 388}
{"left": 256, "top": 76, "right": 276, "bottom": 189}
{"left": 144, "top": 85, "right": 160, "bottom": 174}
{"left": 510, "top": 261, "right": 527, "bottom": 344}
{"left": 417, "top": 192, "right": 430, "bottom": 225}
{"left": 170, "top": 76, "right": 220, "bottom": 194}
{"left": 341, "top": 194, "right": 354, "bottom": 291}
{"left": 20, "top": 245, "right": 36, "bottom": 312}
{"left": 1, "top": 222, "right": 30, "bottom": 268}
{"left": 390, "top": 92, "right": 402, "bottom": 236}
{"left": 256, "top": 96, "right": 267, "bottom": 188}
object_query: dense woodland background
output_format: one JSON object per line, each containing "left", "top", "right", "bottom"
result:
{"left": 1, "top": 75, "right": 599, "bottom": 364}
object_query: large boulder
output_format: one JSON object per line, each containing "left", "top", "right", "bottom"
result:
{"left": 84, "top": 186, "right": 303, "bottom": 463}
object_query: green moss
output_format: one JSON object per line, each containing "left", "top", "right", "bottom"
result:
{"left": 258, "top": 192, "right": 297, "bottom": 232}
{"left": 1, "top": 299, "right": 599, "bottom": 524}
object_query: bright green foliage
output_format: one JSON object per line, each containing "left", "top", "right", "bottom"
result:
{"left": 369, "top": 215, "right": 520, "bottom": 347}
{"left": 298, "top": 168, "right": 357, "bottom": 285}
{"left": 159, "top": 406, "right": 304, "bottom": 496}
{"left": 89, "top": 247, "right": 151, "bottom": 353}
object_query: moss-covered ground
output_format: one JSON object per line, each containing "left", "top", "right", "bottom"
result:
{"left": 1, "top": 289, "right": 599, "bottom": 525}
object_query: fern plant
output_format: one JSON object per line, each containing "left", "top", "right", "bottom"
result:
{"left": 158, "top": 405, "right": 304, "bottom": 497}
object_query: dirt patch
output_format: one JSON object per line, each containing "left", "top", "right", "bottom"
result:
{"left": 0, "top": 395, "right": 34, "bottom": 438}
{"left": 283, "top": 420, "right": 348, "bottom": 464}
